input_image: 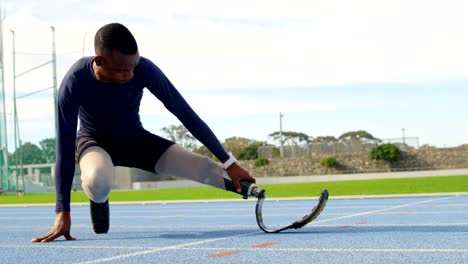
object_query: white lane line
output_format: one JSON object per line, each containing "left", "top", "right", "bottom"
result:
{"left": 1, "top": 245, "right": 467, "bottom": 253}
{"left": 0, "top": 245, "right": 145, "bottom": 250}
{"left": 5, "top": 209, "right": 468, "bottom": 222}
{"left": 76, "top": 230, "right": 261, "bottom": 264}
{"left": 0, "top": 224, "right": 257, "bottom": 229}
{"left": 0, "top": 215, "right": 187, "bottom": 220}
{"left": 312, "top": 222, "right": 468, "bottom": 227}
{"left": 313, "top": 197, "right": 452, "bottom": 224}
{"left": 181, "top": 247, "right": 468, "bottom": 253}
{"left": 2, "top": 222, "right": 468, "bottom": 230}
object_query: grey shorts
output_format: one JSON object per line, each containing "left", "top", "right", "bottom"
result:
{"left": 76, "top": 129, "right": 175, "bottom": 173}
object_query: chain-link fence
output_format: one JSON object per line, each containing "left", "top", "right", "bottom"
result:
{"left": 11, "top": 163, "right": 81, "bottom": 193}
{"left": 259, "top": 137, "right": 419, "bottom": 158}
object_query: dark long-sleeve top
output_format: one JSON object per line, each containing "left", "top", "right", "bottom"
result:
{"left": 56, "top": 56, "right": 229, "bottom": 211}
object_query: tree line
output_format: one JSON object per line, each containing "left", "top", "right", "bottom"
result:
{"left": 8, "top": 125, "right": 381, "bottom": 166}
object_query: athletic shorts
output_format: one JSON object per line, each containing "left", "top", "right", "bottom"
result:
{"left": 76, "top": 129, "right": 175, "bottom": 173}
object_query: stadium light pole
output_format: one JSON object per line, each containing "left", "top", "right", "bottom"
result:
{"left": 10, "top": 29, "right": 20, "bottom": 192}
{"left": 279, "top": 112, "right": 284, "bottom": 157}
{"left": 0, "top": 0, "right": 7, "bottom": 193}
{"left": 402, "top": 128, "right": 406, "bottom": 145}
{"left": 51, "top": 26, "right": 58, "bottom": 151}
{"left": 9, "top": 26, "right": 57, "bottom": 193}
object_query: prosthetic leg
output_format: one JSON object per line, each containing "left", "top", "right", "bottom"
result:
{"left": 224, "top": 179, "right": 329, "bottom": 233}
{"left": 155, "top": 144, "right": 329, "bottom": 233}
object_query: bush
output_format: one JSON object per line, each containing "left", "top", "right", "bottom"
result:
{"left": 320, "top": 157, "right": 338, "bottom": 168}
{"left": 272, "top": 147, "right": 281, "bottom": 158}
{"left": 370, "top": 144, "right": 401, "bottom": 162}
{"left": 238, "top": 142, "right": 264, "bottom": 160}
{"left": 254, "top": 158, "right": 269, "bottom": 168}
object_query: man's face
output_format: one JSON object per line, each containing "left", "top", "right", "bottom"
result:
{"left": 95, "top": 50, "right": 140, "bottom": 84}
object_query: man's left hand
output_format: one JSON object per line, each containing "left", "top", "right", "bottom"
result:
{"left": 226, "top": 163, "right": 256, "bottom": 193}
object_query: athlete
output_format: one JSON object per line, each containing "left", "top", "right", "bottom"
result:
{"left": 32, "top": 23, "right": 256, "bottom": 242}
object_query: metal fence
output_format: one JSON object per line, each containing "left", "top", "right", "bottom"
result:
{"left": 259, "top": 137, "right": 419, "bottom": 158}
{"left": 3, "top": 138, "right": 420, "bottom": 193}
{"left": 10, "top": 163, "right": 81, "bottom": 193}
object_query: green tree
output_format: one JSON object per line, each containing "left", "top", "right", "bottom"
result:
{"left": 194, "top": 138, "right": 266, "bottom": 161}
{"left": 370, "top": 144, "right": 401, "bottom": 162}
{"left": 320, "top": 157, "right": 338, "bottom": 167}
{"left": 254, "top": 157, "right": 269, "bottom": 168}
{"left": 223, "top": 137, "right": 258, "bottom": 157}
{"left": 160, "top": 124, "right": 198, "bottom": 151}
{"left": 338, "top": 130, "right": 380, "bottom": 143}
{"left": 312, "top": 136, "right": 338, "bottom": 143}
{"left": 268, "top": 131, "right": 313, "bottom": 146}
{"left": 238, "top": 142, "right": 265, "bottom": 160}
{"left": 39, "top": 138, "right": 56, "bottom": 163}
{"left": 10, "top": 142, "right": 46, "bottom": 165}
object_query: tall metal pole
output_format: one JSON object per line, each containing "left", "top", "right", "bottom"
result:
{"left": 0, "top": 0, "right": 7, "bottom": 193}
{"left": 402, "top": 128, "right": 406, "bottom": 145}
{"left": 279, "top": 112, "right": 284, "bottom": 157}
{"left": 10, "top": 30, "right": 19, "bottom": 191}
{"left": 11, "top": 30, "right": 24, "bottom": 193}
{"left": 51, "top": 26, "right": 58, "bottom": 154}
{"left": 82, "top": 33, "right": 86, "bottom": 57}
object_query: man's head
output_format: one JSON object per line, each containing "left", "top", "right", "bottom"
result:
{"left": 93, "top": 23, "right": 140, "bottom": 84}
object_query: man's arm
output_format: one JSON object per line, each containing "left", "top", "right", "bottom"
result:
{"left": 143, "top": 59, "right": 230, "bottom": 162}
{"left": 142, "top": 59, "right": 255, "bottom": 192}
{"left": 55, "top": 75, "right": 80, "bottom": 212}
{"left": 32, "top": 73, "right": 80, "bottom": 243}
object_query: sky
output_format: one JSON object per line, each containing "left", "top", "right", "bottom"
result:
{"left": 0, "top": 0, "right": 467, "bottom": 151}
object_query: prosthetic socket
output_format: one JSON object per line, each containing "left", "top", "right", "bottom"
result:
{"left": 223, "top": 179, "right": 265, "bottom": 199}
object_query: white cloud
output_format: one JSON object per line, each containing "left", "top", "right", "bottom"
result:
{"left": 140, "top": 92, "right": 337, "bottom": 116}
{"left": 5, "top": 98, "right": 55, "bottom": 121}
{"left": 3, "top": 0, "right": 468, "bottom": 90}
{"left": 1, "top": 0, "right": 467, "bottom": 147}
{"left": 139, "top": 90, "right": 411, "bottom": 117}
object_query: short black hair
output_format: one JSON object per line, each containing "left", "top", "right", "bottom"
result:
{"left": 94, "top": 23, "right": 138, "bottom": 55}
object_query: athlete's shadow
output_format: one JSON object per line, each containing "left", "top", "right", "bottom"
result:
{"left": 158, "top": 229, "right": 259, "bottom": 239}
{"left": 62, "top": 228, "right": 259, "bottom": 242}
{"left": 44, "top": 224, "right": 468, "bottom": 243}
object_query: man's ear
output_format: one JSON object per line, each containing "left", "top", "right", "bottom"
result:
{"left": 94, "top": 56, "right": 104, "bottom": 67}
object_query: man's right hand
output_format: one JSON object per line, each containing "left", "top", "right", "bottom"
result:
{"left": 32, "top": 211, "right": 76, "bottom": 243}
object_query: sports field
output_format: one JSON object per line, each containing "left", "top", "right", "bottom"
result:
{"left": 1, "top": 175, "right": 467, "bottom": 205}
{"left": 1, "top": 194, "right": 467, "bottom": 263}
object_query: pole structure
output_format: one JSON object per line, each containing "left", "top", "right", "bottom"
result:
{"left": 279, "top": 112, "right": 284, "bottom": 157}
{"left": 82, "top": 33, "right": 86, "bottom": 57}
{"left": 0, "top": 0, "right": 7, "bottom": 192}
{"left": 12, "top": 30, "right": 24, "bottom": 193}
{"left": 10, "top": 30, "right": 20, "bottom": 192}
{"left": 51, "top": 26, "right": 58, "bottom": 157}
{"left": 402, "top": 128, "right": 406, "bottom": 145}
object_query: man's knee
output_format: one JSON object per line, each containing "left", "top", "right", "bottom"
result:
{"left": 81, "top": 166, "right": 114, "bottom": 202}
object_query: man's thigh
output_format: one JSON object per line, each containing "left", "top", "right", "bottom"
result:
{"left": 113, "top": 130, "right": 175, "bottom": 172}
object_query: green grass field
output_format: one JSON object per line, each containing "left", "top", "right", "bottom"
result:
{"left": 1, "top": 175, "right": 467, "bottom": 205}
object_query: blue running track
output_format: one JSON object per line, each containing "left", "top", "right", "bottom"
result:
{"left": 0, "top": 195, "right": 467, "bottom": 263}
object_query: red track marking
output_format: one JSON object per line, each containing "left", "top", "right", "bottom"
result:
{"left": 251, "top": 242, "right": 279, "bottom": 248}
{"left": 338, "top": 225, "right": 352, "bottom": 229}
{"left": 208, "top": 251, "right": 240, "bottom": 258}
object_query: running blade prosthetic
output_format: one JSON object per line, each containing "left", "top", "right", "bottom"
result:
{"left": 224, "top": 179, "right": 329, "bottom": 233}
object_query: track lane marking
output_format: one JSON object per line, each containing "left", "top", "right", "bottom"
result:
{"left": 251, "top": 242, "right": 279, "bottom": 248}
{"left": 186, "top": 247, "right": 468, "bottom": 253}
{"left": 2, "top": 245, "right": 467, "bottom": 253}
{"left": 313, "top": 197, "right": 452, "bottom": 224}
{"left": 76, "top": 230, "right": 261, "bottom": 264}
{"left": 208, "top": 251, "right": 240, "bottom": 258}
